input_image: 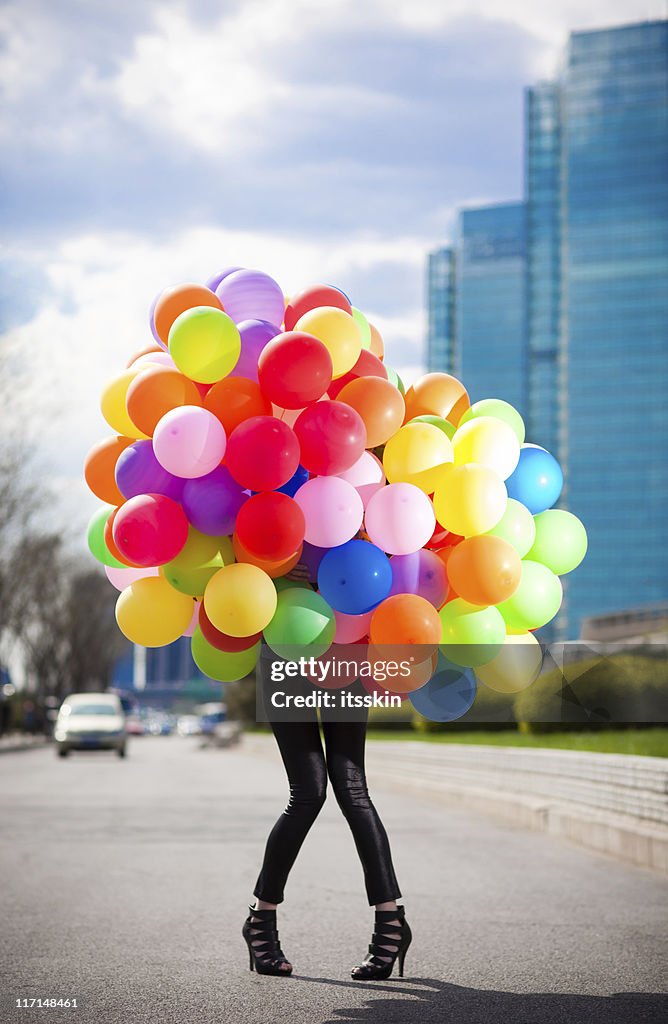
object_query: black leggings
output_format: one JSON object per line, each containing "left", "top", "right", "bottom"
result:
{"left": 253, "top": 712, "right": 402, "bottom": 907}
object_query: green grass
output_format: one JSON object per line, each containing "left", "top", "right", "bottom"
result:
{"left": 365, "top": 727, "right": 668, "bottom": 758}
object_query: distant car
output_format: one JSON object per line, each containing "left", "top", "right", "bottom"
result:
{"left": 177, "top": 714, "right": 202, "bottom": 737}
{"left": 54, "top": 693, "right": 127, "bottom": 758}
{"left": 125, "top": 715, "right": 145, "bottom": 736}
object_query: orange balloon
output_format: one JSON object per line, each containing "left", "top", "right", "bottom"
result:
{"left": 403, "top": 373, "right": 470, "bottom": 426}
{"left": 126, "top": 343, "right": 165, "bottom": 366}
{"left": 153, "top": 283, "right": 223, "bottom": 345}
{"left": 104, "top": 506, "right": 142, "bottom": 568}
{"left": 204, "top": 377, "right": 272, "bottom": 435}
{"left": 84, "top": 436, "right": 134, "bottom": 505}
{"left": 232, "top": 535, "right": 303, "bottom": 580}
{"left": 370, "top": 594, "right": 442, "bottom": 645}
{"left": 125, "top": 366, "right": 203, "bottom": 436}
{"left": 368, "top": 322, "right": 385, "bottom": 360}
{"left": 337, "top": 376, "right": 405, "bottom": 447}
{"left": 446, "top": 535, "right": 521, "bottom": 606}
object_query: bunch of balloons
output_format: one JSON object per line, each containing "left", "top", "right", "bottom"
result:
{"left": 85, "top": 267, "right": 587, "bottom": 721}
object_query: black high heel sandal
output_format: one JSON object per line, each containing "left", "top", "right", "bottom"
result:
{"left": 350, "top": 905, "right": 412, "bottom": 980}
{"left": 242, "top": 905, "right": 293, "bottom": 976}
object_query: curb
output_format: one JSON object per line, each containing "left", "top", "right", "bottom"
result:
{"left": 0, "top": 736, "right": 49, "bottom": 755}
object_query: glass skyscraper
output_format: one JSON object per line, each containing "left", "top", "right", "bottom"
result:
{"left": 427, "top": 19, "right": 668, "bottom": 639}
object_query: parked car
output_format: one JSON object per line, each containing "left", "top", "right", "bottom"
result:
{"left": 54, "top": 693, "right": 127, "bottom": 758}
{"left": 176, "top": 714, "right": 202, "bottom": 737}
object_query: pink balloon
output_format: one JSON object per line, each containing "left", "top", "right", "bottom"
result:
{"left": 104, "top": 564, "right": 159, "bottom": 591}
{"left": 336, "top": 451, "right": 385, "bottom": 508}
{"left": 294, "top": 476, "right": 363, "bottom": 548}
{"left": 131, "top": 351, "right": 176, "bottom": 370}
{"left": 364, "top": 483, "right": 436, "bottom": 555}
{"left": 183, "top": 600, "right": 201, "bottom": 637}
{"left": 153, "top": 406, "right": 226, "bottom": 479}
{"left": 333, "top": 609, "right": 373, "bottom": 644}
{"left": 389, "top": 549, "right": 448, "bottom": 608}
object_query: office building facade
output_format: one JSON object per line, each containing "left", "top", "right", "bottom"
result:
{"left": 427, "top": 20, "right": 668, "bottom": 639}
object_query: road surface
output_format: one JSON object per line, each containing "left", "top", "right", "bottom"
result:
{"left": 1, "top": 735, "right": 666, "bottom": 1024}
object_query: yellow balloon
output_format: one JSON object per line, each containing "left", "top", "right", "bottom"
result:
{"left": 204, "top": 562, "right": 277, "bottom": 637}
{"left": 115, "top": 576, "right": 194, "bottom": 646}
{"left": 294, "top": 306, "right": 362, "bottom": 378}
{"left": 453, "top": 416, "right": 520, "bottom": 480}
{"left": 433, "top": 464, "right": 507, "bottom": 537}
{"left": 101, "top": 368, "right": 150, "bottom": 439}
{"left": 383, "top": 422, "right": 453, "bottom": 493}
{"left": 475, "top": 632, "right": 543, "bottom": 693}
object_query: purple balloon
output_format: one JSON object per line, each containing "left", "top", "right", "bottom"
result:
{"left": 115, "top": 441, "right": 184, "bottom": 501}
{"left": 181, "top": 466, "right": 247, "bottom": 536}
{"left": 216, "top": 269, "right": 285, "bottom": 327}
{"left": 389, "top": 550, "right": 448, "bottom": 608}
{"left": 300, "top": 541, "right": 328, "bottom": 583}
{"left": 229, "top": 319, "right": 281, "bottom": 382}
{"left": 148, "top": 292, "right": 168, "bottom": 350}
{"left": 205, "top": 265, "right": 244, "bottom": 292}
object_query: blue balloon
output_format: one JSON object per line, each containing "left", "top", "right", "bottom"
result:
{"left": 317, "top": 539, "right": 392, "bottom": 614}
{"left": 409, "top": 657, "right": 477, "bottom": 722}
{"left": 277, "top": 464, "right": 309, "bottom": 498}
{"left": 505, "top": 443, "right": 563, "bottom": 514}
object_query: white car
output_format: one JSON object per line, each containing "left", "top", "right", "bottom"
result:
{"left": 54, "top": 693, "right": 127, "bottom": 758}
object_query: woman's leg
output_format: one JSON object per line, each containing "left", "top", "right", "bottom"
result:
{"left": 321, "top": 717, "right": 402, "bottom": 907}
{"left": 252, "top": 717, "right": 328, "bottom": 905}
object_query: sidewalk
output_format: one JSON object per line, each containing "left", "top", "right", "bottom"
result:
{"left": 0, "top": 733, "right": 49, "bottom": 755}
{"left": 242, "top": 732, "right": 668, "bottom": 873}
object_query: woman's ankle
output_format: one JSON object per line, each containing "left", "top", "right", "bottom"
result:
{"left": 254, "top": 899, "right": 279, "bottom": 911}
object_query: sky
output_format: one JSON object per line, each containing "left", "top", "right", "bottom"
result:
{"left": 0, "top": 0, "right": 661, "bottom": 537}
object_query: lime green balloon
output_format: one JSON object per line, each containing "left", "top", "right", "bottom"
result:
{"left": 527, "top": 509, "right": 587, "bottom": 575}
{"left": 410, "top": 414, "right": 456, "bottom": 440}
{"left": 439, "top": 599, "right": 506, "bottom": 668}
{"left": 384, "top": 365, "right": 405, "bottom": 395}
{"left": 191, "top": 627, "right": 260, "bottom": 681}
{"left": 485, "top": 498, "right": 536, "bottom": 557}
{"left": 169, "top": 306, "right": 241, "bottom": 384}
{"left": 459, "top": 399, "right": 525, "bottom": 444}
{"left": 264, "top": 588, "right": 335, "bottom": 659}
{"left": 351, "top": 307, "right": 372, "bottom": 350}
{"left": 87, "top": 505, "right": 125, "bottom": 568}
{"left": 163, "top": 527, "right": 227, "bottom": 596}
{"left": 496, "top": 560, "right": 563, "bottom": 631}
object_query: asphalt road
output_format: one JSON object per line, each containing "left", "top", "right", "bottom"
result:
{"left": 1, "top": 735, "right": 667, "bottom": 1024}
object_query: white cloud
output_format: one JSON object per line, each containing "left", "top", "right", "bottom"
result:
{"left": 5, "top": 222, "right": 430, "bottom": 533}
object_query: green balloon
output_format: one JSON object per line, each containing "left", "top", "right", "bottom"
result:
{"left": 351, "top": 307, "right": 372, "bottom": 350}
{"left": 527, "top": 510, "right": 587, "bottom": 575}
{"left": 497, "top": 560, "right": 562, "bottom": 632}
{"left": 385, "top": 366, "right": 405, "bottom": 395}
{"left": 191, "top": 627, "right": 260, "bottom": 681}
{"left": 459, "top": 399, "right": 526, "bottom": 444}
{"left": 87, "top": 505, "right": 126, "bottom": 568}
{"left": 410, "top": 414, "right": 456, "bottom": 440}
{"left": 263, "top": 589, "right": 335, "bottom": 659}
{"left": 485, "top": 498, "right": 536, "bottom": 557}
{"left": 275, "top": 577, "right": 313, "bottom": 593}
{"left": 439, "top": 599, "right": 505, "bottom": 668}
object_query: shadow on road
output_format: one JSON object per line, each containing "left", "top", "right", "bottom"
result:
{"left": 292, "top": 975, "right": 668, "bottom": 1024}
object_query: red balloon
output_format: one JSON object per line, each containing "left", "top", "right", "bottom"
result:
{"left": 284, "top": 284, "right": 352, "bottom": 332}
{"left": 328, "top": 349, "right": 388, "bottom": 399}
{"left": 258, "top": 331, "right": 333, "bottom": 409}
{"left": 235, "top": 491, "right": 305, "bottom": 562}
{"left": 225, "top": 415, "right": 300, "bottom": 491}
{"left": 104, "top": 506, "right": 141, "bottom": 567}
{"left": 198, "top": 603, "right": 261, "bottom": 652}
{"left": 425, "top": 524, "right": 463, "bottom": 550}
{"left": 294, "top": 401, "right": 367, "bottom": 475}
{"left": 112, "top": 493, "right": 189, "bottom": 567}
